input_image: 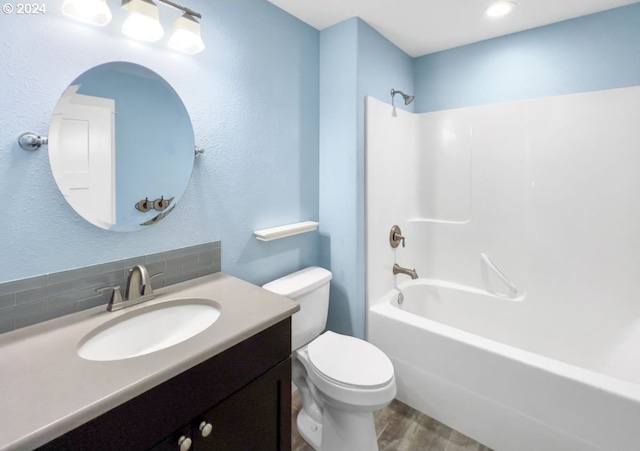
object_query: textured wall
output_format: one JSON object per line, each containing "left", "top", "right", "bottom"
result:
{"left": 414, "top": 3, "right": 640, "bottom": 112}
{"left": 319, "top": 19, "right": 359, "bottom": 337}
{"left": 319, "top": 19, "right": 413, "bottom": 338}
{"left": 0, "top": 1, "right": 319, "bottom": 286}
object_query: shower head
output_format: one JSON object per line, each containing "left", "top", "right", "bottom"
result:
{"left": 391, "top": 88, "right": 414, "bottom": 105}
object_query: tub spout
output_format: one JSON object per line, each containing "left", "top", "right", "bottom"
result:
{"left": 393, "top": 263, "right": 418, "bottom": 280}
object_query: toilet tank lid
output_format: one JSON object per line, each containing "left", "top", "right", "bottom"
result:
{"left": 262, "top": 266, "right": 332, "bottom": 298}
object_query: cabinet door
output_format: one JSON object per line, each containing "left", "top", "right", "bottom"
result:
{"left": 193, "top": 358, "right": 292, "bottom": 451}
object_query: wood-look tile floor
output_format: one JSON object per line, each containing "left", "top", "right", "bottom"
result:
{"left": 292, "top": 390, "right": 493, "bottom": 451}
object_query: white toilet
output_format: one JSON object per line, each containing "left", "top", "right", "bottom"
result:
{"left": 263, "top": 267, "right": 396, "bottom": 451}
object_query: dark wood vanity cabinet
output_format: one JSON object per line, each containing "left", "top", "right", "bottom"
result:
{"left": 40, "top": 319, "right": 292, "bottom": 451}
{"left": 154, "top": 358, "right": 290, "bottom": 451}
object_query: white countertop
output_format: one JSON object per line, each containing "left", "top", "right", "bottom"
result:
{"left": 0, "top": 273, "right": 299, "bottom": 451}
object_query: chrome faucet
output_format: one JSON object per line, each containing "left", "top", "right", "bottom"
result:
{"left": 125, "top": 264, "right": 154, "bottom": 301}
{"left": 393, "top": 263, "right": 418, "bottom": 280}
{"left": 96, "top": 265, "right": 163, "bottom": 312}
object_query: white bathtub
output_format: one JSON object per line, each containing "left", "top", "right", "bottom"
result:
{"left": 368, "top": 280, "right": 640, "bottom": 451}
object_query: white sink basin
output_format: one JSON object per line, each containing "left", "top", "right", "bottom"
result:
{"left": 77, "top": 299, "right": 221, "bottom": 361}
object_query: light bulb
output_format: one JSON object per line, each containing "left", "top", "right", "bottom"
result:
{"left": 62, "top": 0, "right": 112, "bottom": 26}
{"left": 484, "top": 1, "right": 517, "bottom": 18}
{"left": 121, "top": 0, "right": 164, "bottom": 42}
{"left": 168, "top": 13, "right": 205, "bottom": 54}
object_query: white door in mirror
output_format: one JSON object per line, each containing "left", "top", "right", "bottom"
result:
{"left": 49, "top": 86, "right": 116, "bottom": 229}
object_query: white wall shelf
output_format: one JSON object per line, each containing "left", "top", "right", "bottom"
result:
{"left": 254, "top": 221, "right": 319, "bottom": 241}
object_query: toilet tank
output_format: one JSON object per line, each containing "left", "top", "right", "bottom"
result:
{"left": 262, "top": 267, "right": 332, "bottom": 351}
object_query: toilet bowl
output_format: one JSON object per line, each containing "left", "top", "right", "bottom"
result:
{"left": 263, "top": 267, "right": 396, "bottom": 451}
{"left": 294, "top": 331, "right": 396, "bottom": 451}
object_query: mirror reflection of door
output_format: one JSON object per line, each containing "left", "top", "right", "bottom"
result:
{"left": 49, "top": 86, "right": 116, "bottom": 229}
{"left": 48, "top": 62, "right": 195, "bottom": 232}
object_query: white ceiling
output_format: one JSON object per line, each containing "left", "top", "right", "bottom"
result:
{"left": 267, "top": 0, "right": 639, "bottom": 57}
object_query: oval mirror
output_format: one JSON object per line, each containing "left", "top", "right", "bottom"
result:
{"left": 48, "top": 62, "right": 195, "bottom": 232}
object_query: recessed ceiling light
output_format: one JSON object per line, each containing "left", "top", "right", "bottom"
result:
{"left": 484, "top": 1, "right": 517, "bottom": 18}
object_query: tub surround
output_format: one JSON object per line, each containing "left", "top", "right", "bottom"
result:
{"left": 366, "top": 86, "right": 640, "bottom": 374}
{"left": 0, "top": 272, "right": 299, "bottom": 450}
{"left": 364, "top": 84, "right": 640, "bottom": 449}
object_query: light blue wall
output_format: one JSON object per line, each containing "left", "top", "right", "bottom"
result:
{"left": 319, "top": 18, "right": 413, "bottom": 338}
{"left": 319, "top": 19, "right": 359, "bottom": 336}
{"left": 3, "top": 0, "right": 636, "bottom": 340}
{"left": 0, "top": 1, "right": 319, "bottom": 286}
{"left": 414, "top": 3, "right": 640, "bottom": 112}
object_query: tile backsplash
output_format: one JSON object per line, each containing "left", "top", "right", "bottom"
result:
{"left": 0, "top": 241, "right": 221, "bottom": 334}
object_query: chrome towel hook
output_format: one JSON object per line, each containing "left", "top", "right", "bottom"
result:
{"left": 18, "top": 132, "right": 48, "bottom": 151}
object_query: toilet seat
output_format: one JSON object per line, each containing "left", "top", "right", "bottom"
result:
{"left": 307, "top": 331, "right": 394, "bottom": 389}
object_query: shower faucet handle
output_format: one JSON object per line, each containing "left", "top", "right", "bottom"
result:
{"left": 390, "top": 225, "right": 405, "bottom": 248}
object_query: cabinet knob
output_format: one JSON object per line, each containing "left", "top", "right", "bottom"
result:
{"left": 199, "top": 421, "right": 213, "bottom": 437}
{"left": 178, "top": 435, "right": 192, "bottom": 451}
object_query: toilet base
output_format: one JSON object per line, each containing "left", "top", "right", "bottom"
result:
{"left": 297, "top": 408, "right": 323, "bottom": 450}
{"left": 318, "top": 402, "right": 379, "bottom": 451}
{"left": 297, "top": 402, "right": 379, "bottom": 451}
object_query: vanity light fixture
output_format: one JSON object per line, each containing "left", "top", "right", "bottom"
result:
{"left": 62, "top": 0, "right": 112, "bottom": 26}
{"left": 122, "top": 0, "right": 164, "bottom": 42}
{"left": 167, "top": 12, "right": 205, "bottom": 55}
{"left": 484, "top": 1, "right": 517, "bottom": 18}
{"left": 61, "top": 0, "right": 204, "bottom": 54}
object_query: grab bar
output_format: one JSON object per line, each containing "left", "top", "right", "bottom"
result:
{"left": 480, "top": 253, "right": 517, "bottom": 297}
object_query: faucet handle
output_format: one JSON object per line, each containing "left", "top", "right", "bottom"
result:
{"left": 96, "top": 285, "right": 123, "bottom": 310}
{"left": 390, "top": 225, "right": 405, "bottom": 248}
{"left": 143, "top": 272, "right": 164, "bottom": 295}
